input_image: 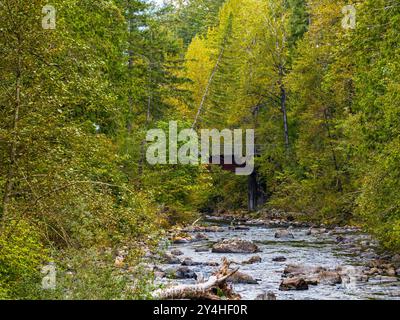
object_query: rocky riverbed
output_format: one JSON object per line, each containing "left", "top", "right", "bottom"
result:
{"left": 152, "top": 216, "right": 400, "bottom": 300}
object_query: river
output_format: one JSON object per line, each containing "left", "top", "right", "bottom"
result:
{"left": 155, "top": 219, "right": 400, "bottom": 300}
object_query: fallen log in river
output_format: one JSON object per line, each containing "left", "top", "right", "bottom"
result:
{"left": 152, "top": 258, "right": 241, "bottom": 300}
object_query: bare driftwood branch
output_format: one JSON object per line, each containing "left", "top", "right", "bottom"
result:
{"left": 152, "top": 258, "right": 241, "bottom": 300}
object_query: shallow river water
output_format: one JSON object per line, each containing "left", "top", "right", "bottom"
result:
{"left": 158, "top": 224, "right": 400, "bottom": 300}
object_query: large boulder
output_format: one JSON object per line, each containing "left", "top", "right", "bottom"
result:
{"left": 212, "top": 238, "right": 260, "bottom": 253}
{"left": 279, "top": 278, "right": 309, "bottom": 291}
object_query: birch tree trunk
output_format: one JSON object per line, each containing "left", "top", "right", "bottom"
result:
{"left": 279, "top": 64, "right": 289, "bottom": 151}
{"left": 192, "top": 41, "right": 226, "bottom": 129}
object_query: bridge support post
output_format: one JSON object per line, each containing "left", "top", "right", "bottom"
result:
{"left": 248, "top": 171, "right": 257, "bottom": 211}
{"left": 248, "top": 170, "right": 266, "bottom": 211}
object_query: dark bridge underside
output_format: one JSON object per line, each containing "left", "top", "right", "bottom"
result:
{"left": 208, "top": 155, "right": 247, "bottom": 172}
{"left": 209, "top": 155, "right": 266, "bottom": 211}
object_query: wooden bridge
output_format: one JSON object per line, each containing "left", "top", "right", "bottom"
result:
{"left": 209, "top": 149, "right": 266, "bottom": 211}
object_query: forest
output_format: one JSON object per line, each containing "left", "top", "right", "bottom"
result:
{"left": 0, "top": 0, "right": 400, "bottom": 300}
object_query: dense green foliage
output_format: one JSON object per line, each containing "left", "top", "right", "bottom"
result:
{"left": 182, "top": 0, "right": 400, "bottom": 251}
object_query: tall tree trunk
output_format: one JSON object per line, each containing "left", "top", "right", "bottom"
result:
{"left": 192, "top": 40, "right": 226, "bottom": 129}
{"left": 2, "top": 51, "right": 22, "bottom": 221}
{"left": 281, "top": 84, "right": 289, "bottom": 149}
{"left": 279, "top": 65, "right": 289, "bottom": 150}
{"left": 323, "top": 109, "right": 343, "bottom": 193}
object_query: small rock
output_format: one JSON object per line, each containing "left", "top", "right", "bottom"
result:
{"left": 184, "top": 226, "right": 225, "bottom": 233}
{"left": 371, "top": 276, "right": 398, "bottom": 283}
{"left": 193, "top": 233, "right": 208, "bottom": 241}
{"left": 336, "top": 236, "right": 347, "bottom": 243}
{"left": 255, "top": 292, "right": 277, "bottom": 300}
{"left": 208, "top": 226, "right": 225, "bottom": 232}
{"left": 228, "top": 271, "right": 259, "bottom": 284}
{"left": 203, "top": 261, "right": 219, "bottom": 267}
{"left": 396, "top": 268, "right": 400, "bottom": 276}
{"left": 274, "top": 229, "right": 294, "bottom": 239}
{"left": 305, "top": 278, "right": 319, "bottom": 286}
{"left": 163, "top": 254, "right": 181, "bottom": 265}
{"left": 386, "top": 268, "right": 397, "bottom": 277}
{"left": 361, "top": 252, "right": 378, "bottom": 260}
{"left": 114, "top": 256, "right": 125, "bottom": 268}
{"left": 283, "top": 264, "right": 342, "bottom": 285}
{"left": 181, "top": 257, "right": 201, "bottom": 266}
{"left": 166, "top": 266, "right": 197, "bottom": 279}
{"left": 286, "top": 215, "right": 295, "bottom": 222}
{"left": 306, "top": 228, "right": 325, "bottom": 236}
{"left": 212, "top": 238, "right": 260, "bottom": 253}
{"left": 153, "top": 266, "right": 166, "bottom": 278}
{"left": 360, "top": 240, "right": 370, "bottom": 247}
{"left": 170, "top": 249, "right": 184, "bottom": 256}
{"left": 272, "top": 256, "right": 287, "bottom": 262}
{"left": 229, "top": 225, "right": 250, "bottom": 231}
{"left": 242, "top": 255, "right": 262, "bottom": 264}
{"left": 279, "top": 278, "right": 309, "bottom": 291}
{"left": 283, "top": 265, "right": 311, "bottom": 276}
{"left": 244, "top": 219, "right": 265, "bottom": 226}
{"left": 391, "top": 254, "right": 400, "bottom": 266}
{"left": 194, "top": 246, "right": 209, "bottom": 252}
{"left": 172, "top": 236, "right": 191, "bottom": 244}
{"left": 368, "top": 259, "right": 388, "bottom": 269}
{"left": 318, "top": 271, "right": 342, "bottom": 285}
{"left": 306, "top": 228, "right": 319, "bottom": 236}
{"left": 364, "top": 267, "right": 379, "bottom": 276}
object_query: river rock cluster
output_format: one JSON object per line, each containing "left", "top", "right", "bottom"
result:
{"left": 150, "top": 211, "right": 400, "bottom": 299}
